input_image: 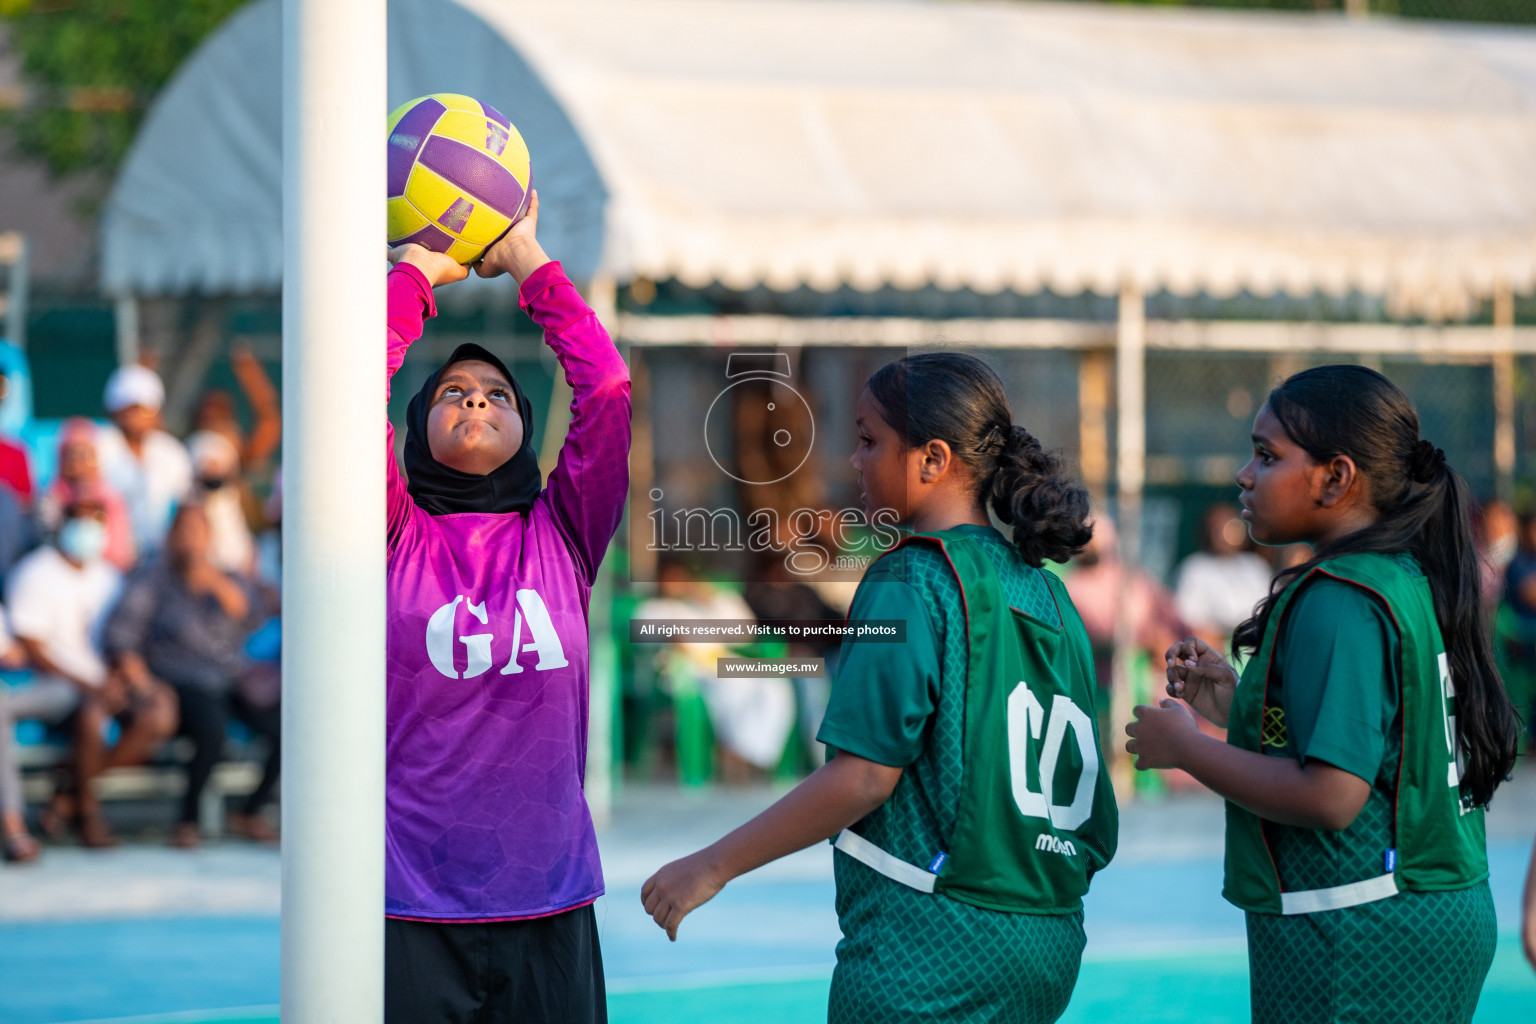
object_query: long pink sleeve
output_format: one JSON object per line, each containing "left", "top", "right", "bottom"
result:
{"left": 386, "top": 263, "right": 436, "bottom": 543}
{"left": 521, "top": 262, "right": 632, "bottom": 586}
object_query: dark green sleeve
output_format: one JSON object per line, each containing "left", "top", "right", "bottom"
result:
{"left": 815, "top": 565, "right": 943, "bottom": 768}
{"left": 1274, "top": 577, "right": 1401, "bottom": 784}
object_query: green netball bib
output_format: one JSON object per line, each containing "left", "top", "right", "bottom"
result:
{"left": 1224, "top": 553, "right": 1488, "bottom": 915}
{"left": 835, "top": 528, "right": 1118, "bottom": 913}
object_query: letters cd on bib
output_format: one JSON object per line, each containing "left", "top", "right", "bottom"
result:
{"left": 837, "top": 529, "right": 1118, "bottom": 914}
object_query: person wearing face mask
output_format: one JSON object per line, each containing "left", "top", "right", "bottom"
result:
{"left": 36, "top": 418, "right": 137, "bottom": 572}
{"left": 3, "top": 493, "right": 176, "bottom": 847}
{"left": 186, "top": 430, "right": 256, "bottom": 577}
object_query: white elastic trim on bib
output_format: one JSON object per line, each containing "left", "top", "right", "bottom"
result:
{"left": 834, "top": 829, "right": 937, "bottom": 893}
{"left": 1280, "top": 873, "right": 1399, "bottom": 916}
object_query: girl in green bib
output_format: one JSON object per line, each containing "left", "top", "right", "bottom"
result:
{"left": 642, "top": 353, "right": 1118, "bottom": 1023}
{"left": 1126, "top": 365, "right": 1520, "bottom": 1024}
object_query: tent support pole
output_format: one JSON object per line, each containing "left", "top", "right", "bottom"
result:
{"left": 1112, "top": 284, "right": 1145, "bottom": 798}
{"left": 1, "top": 232, "right": 28, "bottom": 350}
{"left": 1078, "top": 348, "right": 1112, "bottom": 510}
{"left": 114, "top": 296, "right": 140, "bottom": 367}
{"left": 281, "top": 1, "right": 387, "bottom": 1020}
{"left": 1494, "top": 283, "right": 1516, "bottom": 503}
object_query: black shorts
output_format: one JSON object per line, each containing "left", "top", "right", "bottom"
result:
{"left": 384, "top": 904, "right": 607, "bottom": 1024}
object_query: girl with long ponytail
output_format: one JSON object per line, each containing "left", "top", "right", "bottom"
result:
{"left": 641, "top": 353, "right": 1117, "bottom": 1023}
{"left": 1127, "top": 364, "right": 1518, "bottom": 1023}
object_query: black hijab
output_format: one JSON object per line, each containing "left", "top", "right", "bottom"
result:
{"left": 404, "top": 343, "right": 542, "bottom": 516}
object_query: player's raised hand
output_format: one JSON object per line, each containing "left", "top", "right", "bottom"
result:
{"left": 1165, "top": 635, "right": 1238, "bottom": 728}
{"left": 475, "top": 190, "right": 549, "bottom": 284}
{"left": 1124, "top": 698, "right": 1198, "bottom": 770}
{"left": 641, "top": 850, "right": 725, "bottom": 942}
{"left": 387, "top": 243, "right": 469, "bottom": 288}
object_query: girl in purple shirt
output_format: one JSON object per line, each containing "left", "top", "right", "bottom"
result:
{"left": 383, "top": 194, "right": 630, "bottom": 1024}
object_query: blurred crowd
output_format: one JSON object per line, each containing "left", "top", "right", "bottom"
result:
{"left": 0, "top": 355, "right": 283, "bottom": 863}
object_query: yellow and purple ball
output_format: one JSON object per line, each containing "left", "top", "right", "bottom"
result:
{"left": 386, "top": 93, "right": 531, "bottom": 264}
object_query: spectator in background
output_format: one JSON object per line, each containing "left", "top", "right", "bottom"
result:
{"left": 105, "top": 503, "right": 277, "bottom": 848}
{"left": 97, "top": 364, "right": 192, "bottom": 558}
{"left": 1064, "top": 517, "right": 1186, "bottom": 760}
{"left": 5, "top": 492, "right": 175, "bottom": 847}
{"left": 0, "top": 366, "right": 33, "bottom": 507}
{"left": 1173, "top": 502, "right": 1273, "bottom": 650}
{"left": 0, "top": 604, "right": 40, "bottom": 861}
{"left": 1478, "top": 498, "right": 1518, "bottom": 608}
{"left": 36, "top": 419, "right": 136, "bottom": 572}
{"left": 187, "top": 431, "right": 256, "bottom": 577}
{"left": 1066, "top": 516, "right": 1186, "bottom": 682}
{"left": 193, "top": 346, "right": 283, "bottom": 478}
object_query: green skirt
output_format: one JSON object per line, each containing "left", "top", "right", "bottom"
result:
{"left": 1246, "top": 882, "right": 1496, "bottom": 1024}
{"left": 828, "top": 852, "right": 1086, "bottom": 1024}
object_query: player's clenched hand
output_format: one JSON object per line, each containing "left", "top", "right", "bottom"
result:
{"left": 641, "top": 850, "right": 725, "bottom": 942}
{"left": 1165, "top": 635, "right": 1237, "bottom": 728}
{"left": 1125, "top": 699, "right": 1198, "bottom": 771}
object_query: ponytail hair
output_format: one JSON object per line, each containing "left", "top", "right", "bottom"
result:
{"left": 865, "top": 353, "right": 1092, "bottom": 567}
{"left": 1230, "top": 365, "right": 1518, "bottom": 807}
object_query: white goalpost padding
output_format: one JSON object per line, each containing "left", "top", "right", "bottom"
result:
{"left": 281, "top": 1, "right": 387, "bottom": 1020}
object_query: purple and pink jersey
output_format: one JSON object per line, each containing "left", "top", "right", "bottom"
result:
{"left": 383, "top": 261, "right": 630, "bottom": 920}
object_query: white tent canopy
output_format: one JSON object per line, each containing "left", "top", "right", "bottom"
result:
{"left": 101, "top": 0, "right": 606, "bottom": 295}
{"left": 104, "top": 0, "right": 1536, "bottom": 315}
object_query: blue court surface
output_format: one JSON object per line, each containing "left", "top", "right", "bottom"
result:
{"left": 1, "top": 784, "right": 1533, "bottom": 1024}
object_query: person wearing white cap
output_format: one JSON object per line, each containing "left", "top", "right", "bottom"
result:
{"left": 96, "top": 364, "right": 193, "bottom": 557}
